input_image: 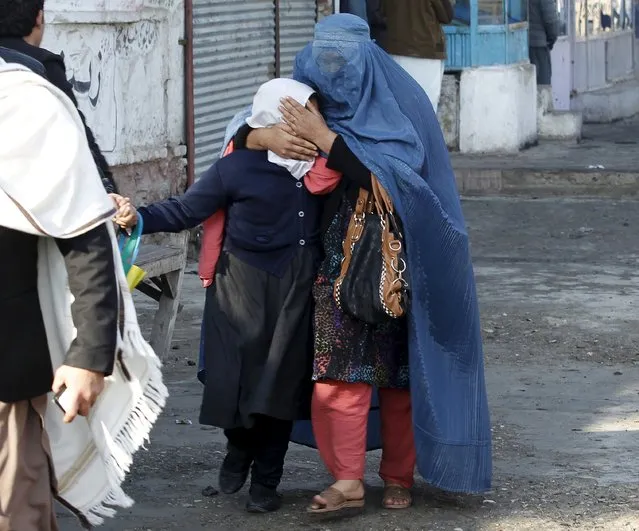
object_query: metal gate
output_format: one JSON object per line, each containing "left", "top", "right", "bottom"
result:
{"left": 278, "top": 0, "right": 318, "bottom": 77}
{"left": 192, "top": 0, "right": 276, "bottom": 176}
{"left": 190, "top": 0, "right": 318, "bottom": 178}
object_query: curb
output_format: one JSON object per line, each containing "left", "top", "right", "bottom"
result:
{"left": 454, "top": 168, "right": 639, "bottom": 199}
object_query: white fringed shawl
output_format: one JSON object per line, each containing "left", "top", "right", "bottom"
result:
{"left": 0, "top": 62, "right": 168, "bottom": 526}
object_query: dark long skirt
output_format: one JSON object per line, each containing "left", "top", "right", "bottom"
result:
{"left": 199, "top": 249, "right": 316, "bottom": 430}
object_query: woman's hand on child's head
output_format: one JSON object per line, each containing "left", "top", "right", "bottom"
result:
{"left": 279, "top": 97, "right": 337, "bottom": 154}
{"left": 265, "top": 123, "right": 319, "bottom": 161}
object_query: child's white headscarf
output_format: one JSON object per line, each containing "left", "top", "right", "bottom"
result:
{"left": 246, "top": 78, "right": 316, "bottom": 180}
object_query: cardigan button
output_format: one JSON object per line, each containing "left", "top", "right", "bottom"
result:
{"left": 298, "top": 211, "right": 305, "bottom": 218}
{"left": 299, "top": 239, "right": 306, "bottom": 246}
{"left": 296, "top": 181, "right": 303, "bottom": 188}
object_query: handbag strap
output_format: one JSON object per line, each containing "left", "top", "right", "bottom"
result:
{"left": 354, "top": 175, "right": 394, "bottom": 218}
{"left": 355, "top": 187, "right": 373, "bottom": 218}
{"left": 370, "top": 174, "right": 394, "bottom": 216}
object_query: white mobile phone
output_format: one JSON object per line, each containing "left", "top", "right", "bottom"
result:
{"left": 53, "top": 386, "right": 73, "bottom": 415}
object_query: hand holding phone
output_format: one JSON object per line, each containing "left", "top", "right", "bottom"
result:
{"left": 53, "top": 385, "right": 73, "bottom": 415}
{"left": 52, "top": 366, "right": 106, "bottom": 424}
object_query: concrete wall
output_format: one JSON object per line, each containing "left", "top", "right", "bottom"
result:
{"left": 573, "top": 31, "right": 635, "bottom": 93}
{"left": 43, "top": 0, "right": 186, "bottom": 204}
{"left": 570, "top": 30, "right": 639, "bottom": 122}
{"left": 437, "top": 64, "right": 538, "bottom": 153}
{"left": 437, "top": 74, "right": 460, "bottom": 151}
{"left": 551, "top": 28, "right": 638, "bottom": 121}
{"left": 551, "top": 36, "right": 573, "bottom": 111}
{"left": 456, "top": 63, "right": 537, "bottom": 153}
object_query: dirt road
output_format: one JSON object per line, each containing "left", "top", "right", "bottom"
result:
{"left": 60, "top": 197, "right": 639, "bottom": 531}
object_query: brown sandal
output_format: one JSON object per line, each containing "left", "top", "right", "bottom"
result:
{"left": 382, "top": 485, "right": 412, "bottom": 510}
{"left": 307, "top": 487, "right": 365, "bottom": 514}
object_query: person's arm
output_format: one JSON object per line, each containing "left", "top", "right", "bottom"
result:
{"left": 540, "top": 0, "right": 560, "bottom": 46}
{"left": 368, "top": 0, "right": 387, "bottom": 41}
{"left": 279, "top": 97, "right": 372, "bottom": 191}
{"left": 326, "top": 136, "right": 372, "bottom": 191}
{"left": 237, "top": 123, "right": 318, "bottom": 161}
{"left": 43, "top": 57, "right": 119, "bottom": 194}
{"left": 55, "top": 224, "right": 118, "bottom": 376}
{"left": 52, "top": 224, "right": 118, "bottom": 424}
{"left": 432, "top": 0, "right": 454, "bottom": 24}
{"left": 137, "top": 162, "right": 229, "bottom": 234}
{"left": 233, "top": 124, "right": 253, "bottom": 150}
{"left": 85, "top": 119, "right": 118, "bottom": 194}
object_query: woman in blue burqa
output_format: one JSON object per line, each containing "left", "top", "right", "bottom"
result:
{"left": 224, "top": 13, "right": 491, "bottom": 513}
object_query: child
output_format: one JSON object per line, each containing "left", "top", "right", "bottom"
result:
{"left": 116, "top": 79, "right": 341, "bottom": 513}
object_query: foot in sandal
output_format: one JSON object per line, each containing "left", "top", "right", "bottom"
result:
{"left": 308, "top": 480, "right": 365, "bottom": 514}
{"left": 382, "top": 484, "right": 412, "bottom": 510}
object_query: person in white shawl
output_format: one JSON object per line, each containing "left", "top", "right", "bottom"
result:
{"left": 0, "top": 59, "right": 166, "bottom": 530}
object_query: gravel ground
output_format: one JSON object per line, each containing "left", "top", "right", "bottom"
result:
{"left": 59, "top": 197, "right": 639, "bottom": 531}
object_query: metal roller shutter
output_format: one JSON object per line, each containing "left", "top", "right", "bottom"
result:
{"left": 192, "top": 0, "right": 276, "bottom": 176}
{"left": 278, "top": 0, "right": 318, "bottom": 77}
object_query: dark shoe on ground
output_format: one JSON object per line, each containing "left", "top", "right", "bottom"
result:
{"left": 246, "top": 483, "right": 282, "bottom": 513}
{"left": 218, "top": 448, "right": 252, "bottom": 495}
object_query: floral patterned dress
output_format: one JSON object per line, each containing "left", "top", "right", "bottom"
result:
{"left": 312, "top": 198, "right": 409, "bottom": 389}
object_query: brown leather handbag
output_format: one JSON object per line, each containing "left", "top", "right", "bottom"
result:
{"left": 333, "top": 175, "right": 409, "bottom": 324}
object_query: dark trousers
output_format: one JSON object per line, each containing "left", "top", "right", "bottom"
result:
{"left": 529, "top": 46, "right": 552, "bottom": 85}
{"left": 224, "top": 416, "right": 293, "bottom": 489}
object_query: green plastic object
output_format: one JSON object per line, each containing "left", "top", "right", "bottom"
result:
{"left": 118, "top": 216, "right": 143, "bottom": 276}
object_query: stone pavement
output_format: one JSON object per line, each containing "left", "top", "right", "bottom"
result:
{"left": 452, "top": 117, "right": 639, "bottom": 197}
{"left": 57, "top": 197, "right": 639, "bottom": 531}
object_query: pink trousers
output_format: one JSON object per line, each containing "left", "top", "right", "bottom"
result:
{"left": 312, "top": 381, "right": 417, "bottom": 488}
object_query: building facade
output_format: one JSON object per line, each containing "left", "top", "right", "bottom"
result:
{"left": 44, "top": 0, "right": 187, "bottom": 203}
{"left": 44, "top": 0, "right": 332, "bottom": 202}
{"left": 551, "top": 0, "right": 639, "bottom": 121}
{"left": 189, "top": 0, "right": 326, "bottom": 178}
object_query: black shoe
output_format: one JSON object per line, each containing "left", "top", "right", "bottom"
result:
{"left": 219, "top": 448, "right": 252, "bottom": 495}
{"left": 246, "top": 483, "right": 282, "bottom": 513}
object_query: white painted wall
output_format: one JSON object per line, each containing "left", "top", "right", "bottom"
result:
{"left": 42, "top": 0, "right": 185, "bottom": 166}
{"left": 572, "top": 31, "right": 635, "bottom": 93}
{"left": 551, "top": 36, "right": 572, "bottom": 111}
{"left": 459, "top": 63, "right": 537, "bottom": 153}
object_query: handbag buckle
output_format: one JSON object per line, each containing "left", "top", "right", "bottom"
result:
{"left": 391, "top": 257, "right": 408, "bottom": 288}
{"left": 352, "top": 213, "right": 365, "bottom": 241}
{"left": 388, "top": 240, "right": 402, "bottom": 253}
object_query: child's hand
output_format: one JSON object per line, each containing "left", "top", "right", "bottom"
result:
{"left": 109, "top": 194, "right": 138, "bottom": 229}
{"left": 116, "top": 204, "right": 138, "bottom": 229}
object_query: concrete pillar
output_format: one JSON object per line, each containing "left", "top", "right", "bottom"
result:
{"left": 459, "top": 63, "right": 538, "bottom": 153}
{"left": 437, "top": 74, "right": 460, "bottom": 151}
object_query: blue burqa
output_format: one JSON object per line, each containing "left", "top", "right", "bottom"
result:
{"left": 207, "top": 14, "right": 492, "bottom": 494}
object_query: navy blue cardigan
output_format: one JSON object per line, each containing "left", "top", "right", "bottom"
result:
{"left": 138, "top": 150, "right": 323, "bottom": 277}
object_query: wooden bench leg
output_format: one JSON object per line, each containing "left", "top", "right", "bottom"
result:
{"left": 150, "top": 268, "right": 185, "bottom": 359}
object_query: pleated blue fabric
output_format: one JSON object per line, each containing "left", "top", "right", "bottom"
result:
{"left": 220, "top": 14, "right": 492, "bottom": 493}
